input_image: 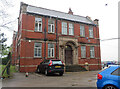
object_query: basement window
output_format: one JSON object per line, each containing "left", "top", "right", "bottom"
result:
{"left": 80, "top": 25, "right": 85, "bottom": 37}
{"left": 90, "top": 46, "right": 95, "bottom": 58}
{"left": 34, "top": 43, "right": 42, "bottom": 57}
{"left": 35, "top": 18, "right": 42, "bottom": 32}
{"left": 48, "top": 43, "right": 54, "bottom": 58}
{"left": 48, "top": 19, "right": 55, "bottom": 33}
{"left": 81, "top": 46, "right": 86, "bottom": 58}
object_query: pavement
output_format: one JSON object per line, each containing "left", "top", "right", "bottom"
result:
{"left": 2, "top": 70, "right": 100, "bottom": 87}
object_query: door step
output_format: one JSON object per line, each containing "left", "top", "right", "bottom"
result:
{"left": 65, "top": 65, "right": 87, "bottom": 72}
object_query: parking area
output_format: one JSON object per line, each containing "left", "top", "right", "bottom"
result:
{"left": 2, "top": 71, "right": 99, "bottom": 87}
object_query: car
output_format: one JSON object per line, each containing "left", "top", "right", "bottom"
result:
{"left": 36, "top": 59, "right": 64, "bottom": 76}
{"left": 97, "top": 65, "right": 120, "bottom": 89}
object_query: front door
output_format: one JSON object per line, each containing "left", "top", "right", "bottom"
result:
{"left": 65, "top": 45, "right": 73, "bottom": 65}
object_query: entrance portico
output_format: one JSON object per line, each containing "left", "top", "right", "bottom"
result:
{"left": 59, "top": 36, "right": 78, "bottom": 65}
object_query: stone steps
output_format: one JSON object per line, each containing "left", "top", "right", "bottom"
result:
{"left": 65, "top": 65, "right": 87, "bottom": 72}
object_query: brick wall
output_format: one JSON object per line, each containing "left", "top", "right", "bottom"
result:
{"left": 13, "top": 13, "right": 101, "bottom": 72}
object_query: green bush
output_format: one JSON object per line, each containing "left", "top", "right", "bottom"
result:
{"left": 1, "top": 65, "right": 17, "bottom": 78}
{"left": 2, "top": 57, "right": 9, "bottom": 65}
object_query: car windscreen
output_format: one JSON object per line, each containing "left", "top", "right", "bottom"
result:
{"left": 52, "top": 60, "right": 63, "bottom": 65}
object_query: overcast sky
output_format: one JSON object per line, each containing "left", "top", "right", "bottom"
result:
{"left": 1, "top": 0, "right": 119, "bottom": 61}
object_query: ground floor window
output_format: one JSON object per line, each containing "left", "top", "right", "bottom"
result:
{"left": 48, "top": 43, "right": 54, "bottom": 57}
{"left": 90, "top": 46, "right": 95, "bottom": 58}
{"left": 34, "top": 43, "right": 42, "bottom": 57}
{"left": 81, "top": 46, "right": 86, "bottom": 58}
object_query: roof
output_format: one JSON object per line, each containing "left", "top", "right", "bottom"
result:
{"left": 26, "top": 5, "right": 95, "bottom": 25}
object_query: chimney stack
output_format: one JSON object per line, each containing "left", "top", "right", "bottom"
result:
{"left": 86, "top": 16, "right": 92, "bottom": 20}
{"left": 94, "top": 19, "right": 99, "bottom": 26}
{"left": 68, "top": 8, "right": 73, "bottom": 15}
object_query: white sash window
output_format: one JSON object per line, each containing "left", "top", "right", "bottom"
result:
{"left": 48, "top": 43, "right": 54, "bottom": 57}
{"left": 34, "top": 43, "right": 42, "bottom": 57}
{"left": 35, "top": 18, "right": 42, "bottom": 32}
{"left": 62, "top": 22, "right": 67, "bottom": 35}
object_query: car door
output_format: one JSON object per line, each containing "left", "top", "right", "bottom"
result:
{"left": 42, "top": 60, "right": 50, "bottom": 72}
{"left": 39, "top": 62, "right": 44, "bottom": 73}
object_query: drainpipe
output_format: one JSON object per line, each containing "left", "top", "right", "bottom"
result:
{"left": 56, "top": 17, "right": 58, "bottom": 59}
{"left": 44, "top": 17, "right": 47, "bottom": 60}
{"left": 96, "top": 25, "right": 99, "bottom": 70}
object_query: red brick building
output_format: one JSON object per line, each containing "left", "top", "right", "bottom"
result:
{"left": 12, "top": 2, "right": 101, "bottom": 72}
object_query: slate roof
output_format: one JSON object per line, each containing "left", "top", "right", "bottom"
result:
{"left": 26, "top": 5, "right": 95, "bottom": 25}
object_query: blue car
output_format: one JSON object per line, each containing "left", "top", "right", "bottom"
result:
{"left": 97, "top": 65, "right": 120, "bottom": 89}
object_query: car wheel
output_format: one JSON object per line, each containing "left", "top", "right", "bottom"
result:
{"left": 104, "top": 85, "right": 117, "bottom": 89}
{"left": 59, "top": 72, "right": 63, "bottom": 76}
{"left": 45, "top": 69, "right": 49, "bottom": 76}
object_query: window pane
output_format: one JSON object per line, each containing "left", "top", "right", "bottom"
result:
{"left": 35, "top": 23, "right": 38, "bottom": 31}
{"left": 52, "top": 24, "right": 54, "bottom": 32}
{"left": 69, "top": 23, "right": 74, "bottom": 35}
{"left": 81, "top": 46, "right": 86, "bottom": 58}
{"left": 48, "top": 20, "right": 54, "bottom": 33}
{"left": 34, "top": 43, "right": 41, "bottom": 57}
{"left": 80, "top": 25, "right": 85, "bottom": 37}
{"left": 48, "top": 24, "right": 51, "bottom": 32}
{"left": 34, "top": 48, "right": 37, "bottom": 56}
{"left": 52, "top": 48, "right": 54, "bottom": 57}
{"left": 48, "top": 49, "right": 50, "bottom": 57}
{"left": 35, "top": 18, "right": 42, "bottom": 22}
{"left": 39, "top": 23, "right": 42, "bottom": 31}
{"left": 48, "top": 44, "right": 54, "bottom": 48}
{"left": 35, "top": 43, "right": 41, "bottom": 47}
{"left": 89, "top": 26, "right": 93, "bottom": 38}
{"left": 48, "top": 44, "right": 54, "bottom": 57}
{"left": 62, "top": 22, "right": 67, "bottom": 35}
{"left": 35, "top": 18, "right": 42, "bottom": 32}
{"left": 38, "top": 48, "right": 41, "bottom": 56}
{"left": 90, "top": 46, "right": 94, "bottom": 58}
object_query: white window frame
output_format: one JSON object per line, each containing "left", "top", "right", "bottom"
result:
{"left": 90, "top": 46, "right": 95, "bottom": 58}
{"left": 89, "top": 26, "right": 94, "bottom": 38}
{"left": 35, "top": 18, "right": 42, "bottom": 32}
{"left": 48, "top": 20, "right": 55, "bottom": 33}
{"left": 69, "top": 23, "right": 74, "bottom": 35}
{"left": 62, "top": 22, "right": 67, "bottom": 35}
{"left": 48, "top": 43, "right": 54, "bottom": 58}
{"left": 34, "top": 43, "right": 42, "bottom": 57}
{"left": 80, "top": 25, "right": 85, "bottom": 37}
{"left": 81, "top": 46, "right": 86, "bottom": 58}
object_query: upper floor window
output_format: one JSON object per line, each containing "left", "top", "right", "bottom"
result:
{"left": 80, "top": 25, "right": 85, "bottom": 37}
{"left": 81, "top": 46, "right": 86, "bottom": 58}
{"left": 90, "top": 46, "right": 95, "bottom": 58}
{"left": 34, "top": 43, "right": 42, "bottom": 57}
{"left": 35, "top": 18, "right": 42, "bottom": 32}
{"left": 89, "top": 26, "right": 94, "bottom": 38}
{"left": 69, "top": 23, "right": 74, "bottom": 35}
{"left": 62, "top": 22, "right": 67, "bottom": 35}
{"left": 48, "top": 43, "right": 54, "bottom": 57}
{"left": 48, "top": 20, "right": 55, "bottom": 33}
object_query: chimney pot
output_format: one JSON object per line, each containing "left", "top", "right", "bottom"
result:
{"left": 68, "top": 8, "right": 73, "bottom": 15}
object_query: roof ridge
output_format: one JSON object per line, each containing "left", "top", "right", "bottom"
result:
{"left": 27, "top": 3, "right": 87, "bottom": 19}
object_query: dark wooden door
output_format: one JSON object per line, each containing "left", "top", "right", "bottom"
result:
{"left": 65, "top": 45, "right": 73, "bottom": 65}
